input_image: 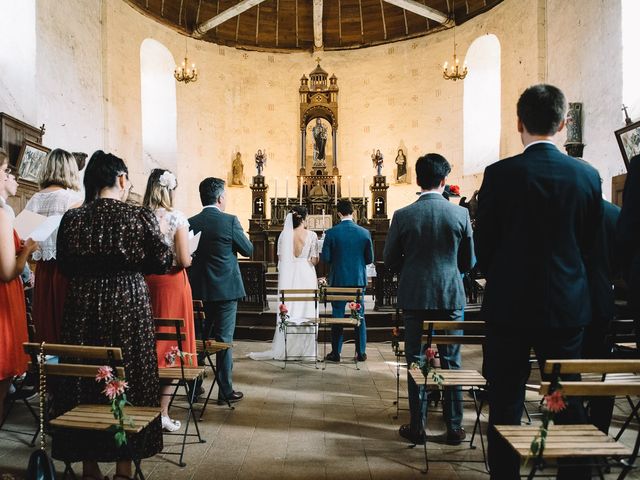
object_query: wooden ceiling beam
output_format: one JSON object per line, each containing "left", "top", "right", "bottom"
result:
{"left": 313, "top": 0, "right": 323, "bottom": 49}
{"left": 194, "top": 0, "right": 268, "bottom": 38}
{"left": 382, "top": 0, "right": 449, "bottom": 24}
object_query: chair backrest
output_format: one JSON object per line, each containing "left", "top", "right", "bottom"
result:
{"left": 422, "top": 320, "right": 486, "bottom": 346}
{"left": 605, "top": 319, "right": 637, "bottom": 358}
{"left": 23, "top": 342, "right": 125, "bottom": 378}
{"left": 193, "top": 300, "right": 207, "bottom": 339}
{"left": 323, "top": 287, "right": 363, "bottom": 304}
{"left": 540, "top": 359, "right": 640, "bottom": 396}
{"left": 154, "top": 318, "right": 186, "bottom": 346}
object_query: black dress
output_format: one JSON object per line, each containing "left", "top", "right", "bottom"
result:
{"left": 52, "top": 198, "right": 172, "bottom": 462}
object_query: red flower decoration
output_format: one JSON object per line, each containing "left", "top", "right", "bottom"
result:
{"left": 425, "top": 348, "right": 436, "bottom": 361}
{"left": 279, "top": 303, "right": 288, "bottom": 314}
{"left": 391, "top": 327, "right": 400, "bottom": 337}
{"left": 95, "top": 365, "right": 114, "bottom": 383}
{"left": 449, "top": 185, "right": 460, "bottom": 195}
{"left": 544, "top": 390, "right": 566, "bottom": 413}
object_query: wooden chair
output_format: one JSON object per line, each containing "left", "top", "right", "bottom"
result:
{"left": 192, "top": 300, "right": 234, "bottom": 418}
{"left": 319, "top": 286, "right": 364, "bottom": 370}
{"left": 23, "top": 342, "right": 160, "bottom": 480}
{"left": 407, "top": 319, "right": 488, "bottom": 473}
{"left": 155, "top": 318, "right": 206, "bottom": 467}
{"left": 279, "top": 289, "right": 319, "bottom": 369}
{"left": 495, "top": 359, "right": 640, "bottom": 480}
{"left": 391, "top": 307, "right": 408, "bottom": 420}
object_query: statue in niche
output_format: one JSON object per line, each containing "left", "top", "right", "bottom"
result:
{"left": 231, "top": 152, "right": 244, "bottom": 186}
{"left": 395, "top": 148, "right": 407, "bottom": 183}
{"left": 255, "top": 149, "right": 266, "bottom": 176}
{"left": 372, "top": 149, "right": 384, "bottom": 176}
{"left": 312, "top": 118, "right": 328, "bottom": 167}
{"left": 309, "top": 180, "right": 329, "bottom": 198}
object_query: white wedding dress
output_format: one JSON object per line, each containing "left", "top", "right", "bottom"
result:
{"left": 249, "top": 214, "right": 319, "bottom": 361}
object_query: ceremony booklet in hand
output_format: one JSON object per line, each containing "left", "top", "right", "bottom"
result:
{"left": 189, "top": 230, "right": 201, "bottom": 255}
{"left": 14, "top": 210, "right": 63, "bottom": 242}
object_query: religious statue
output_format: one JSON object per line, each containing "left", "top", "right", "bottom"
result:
{"left": 395, "top": 148, "right": 407, "bottom": 183}
{"left": 308, "top": 180, "right": 329, "bottom": 198}
{"left": 312, "top": 118, "right": 328, "bottom": 167}
{"left": 231, "top": 152, "right": 244, "bottom": 186}
{"left": 372, "top": 149, "right": 384, "bottom": 176}
{"left": 255, "top": 149, "right": 266, "bottom": 176}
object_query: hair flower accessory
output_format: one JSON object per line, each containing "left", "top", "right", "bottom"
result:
{"left": 159, "top": 171, "right": 177, "bottom": 190}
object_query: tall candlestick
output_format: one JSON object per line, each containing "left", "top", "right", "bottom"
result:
{"left": 362, "top": 176, "right": 366, "bottom": 198}
{"left": 299, "top": 180, "right": 303, "bottom": 204}
{"left": 285, "top": 178, "right": 289, "bottom": 205}
{"left": 322, "top": 208, "right": 325, "bottom": 231}
{"left": 348, "top": 176, "right": 352, "bottom": 200}
{"left": 274, "top": 179, "right": 278, "bottom": 204}
{"left": 334, "top": 176, "right": 338, "bottom": 205}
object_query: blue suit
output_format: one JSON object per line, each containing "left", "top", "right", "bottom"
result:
{"left": 320, "top": 219, "right": 374, "bottom": 356}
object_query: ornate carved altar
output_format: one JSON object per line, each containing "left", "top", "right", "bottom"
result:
{"left": 248, "top": 63, "right": 390, "bottom": 267}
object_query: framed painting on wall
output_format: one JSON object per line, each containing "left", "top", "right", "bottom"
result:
{"left": 16, "top": 140, "right": 50, "bottom": 185}
{"left": 615, "top": 120, "right": 640, "bottom": 170}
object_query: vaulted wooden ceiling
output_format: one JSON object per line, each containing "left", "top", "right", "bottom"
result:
{"left": 123, "top": 0, "right": 503, "bottom": 52}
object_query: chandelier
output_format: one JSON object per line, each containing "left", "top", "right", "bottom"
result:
{"left": 442, "top": 4, "right": 468, "bottom": 81}
{"left": 174, "top": 40, "right": 198, "bottom": 84}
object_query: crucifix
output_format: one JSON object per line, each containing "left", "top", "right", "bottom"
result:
{"left": 256, "top": 198, "right": 264, "bottom": 212}
{"left": 622, "top": 104, "right": 632, "bottom": 126}
{"left": 374, "top": 197, "right": 384, "bottom": 211}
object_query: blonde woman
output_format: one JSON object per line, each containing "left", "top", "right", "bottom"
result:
{"left": 0, "top": 149, "right": 38, "bottom": 416}
{"left": 25, "top": 148, "right": 82, "bottom": 343}
{"left": 143, "top": 168, "right": 195, "bottom": 432}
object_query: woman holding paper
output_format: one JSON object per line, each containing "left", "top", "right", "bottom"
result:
{"left": 0, "top": 148, "right": 38, "bottom": 417}
{"left": 25, "top": 148, "right": 82, "bottom": 343}
{"left": 143, "top": 168, "right": 195, "bottom": 432}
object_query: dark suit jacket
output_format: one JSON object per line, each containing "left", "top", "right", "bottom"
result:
{"left": 320, "top": 219, "right": 373, "bottom": 287}
{"left": 617, "top": 154, "right": 640, "bottom": 309}
{"left": 384, "top": 193, "right": 475, "bottom": 310}
{"left": 475, "top": 142, "right": 602, "bottom": 329}
{"left": 188, "top": 207, "right": 254, "bottom": 302}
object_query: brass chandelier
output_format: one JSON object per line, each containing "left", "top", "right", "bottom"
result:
{"left": 442, "top": 4, "right": 468, "bottom": 81}
{"left": 174, "top": 40, "right": 198, "bottom": 84}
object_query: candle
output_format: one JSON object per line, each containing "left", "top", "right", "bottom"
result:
{"left": 299, "top": 179, "right": 303, "bottom": 204}
{"left": 334, "top": 176, "right": 338, "bottom": 205}
{"left": 348, "top": 176, "right": 352, "bottom": 199}
{"left": 285, "top": 178, "right": 289, "bottom": 205}
{"left": 322, "top": 208, "right": 325, "bottom": 230}
{"left": 362, "top": 176, "right": 366, "bottom": 198}
{"left": 274, "top": 179, "right": 278, "bottom": 204}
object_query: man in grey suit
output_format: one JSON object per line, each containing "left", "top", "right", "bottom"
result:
{"left": 189, "top": 177, "right": 253, "bottom": 404}
{"left": 384, "top": 153, "right": 475, "bottom": 445}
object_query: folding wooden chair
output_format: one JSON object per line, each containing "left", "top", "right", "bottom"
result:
{"left": 155, "top": 318, "right": 206, "bottom": 467}
{"left": 391, "top": 307, "right": 408, "bottom": 420}
{"left": 495, "top": 359, "right": 640, "bottom": 480}
{"left": 192, "top": 300, "right": 234, "bottom": 418}
{"left": 279, "top": 288, "right": 319, "bottom": 369}
{"left": 319, "top": 286, "right": 364, "bottom": 370}
{"left": 407, "top": 319, "right": 488, "bottom": 473}
{"left": 23, "top": 342, "right": 160, "bottom": 480}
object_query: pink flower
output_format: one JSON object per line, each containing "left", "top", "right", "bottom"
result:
{"left": 103, "top": 379, "right": 128, "bottom": 400}
{"left": 348, "top": 302, "right": 357, "bottom": 310}
{"left": 545, "top": 390, "right": 566, "bottom": 413}
{"left": 391, "top": 327, "right": 400, "bottom": 337}
{"left": 355, "top": 303, "right": 361, "bottom": 310}
{"left": 95, "top": 365, "right": 113, "bottom": 383}
{"left": 425, "top": 348, "right": 436, "bottom": 361}
{"left": 279, "top": 303, "right": 288, "bottom": 314}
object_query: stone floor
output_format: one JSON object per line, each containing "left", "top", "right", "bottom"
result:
{"left": 1, "top": 341, "right": 639, "bottom": 479}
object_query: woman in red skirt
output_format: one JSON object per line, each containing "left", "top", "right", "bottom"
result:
{"left": 25, "top": 148, "right": 82, "bottom": 343}
{"left": 143, "top": 168, "right": 195, "bottom": 432}
{"left": 0, "top": 148, "right": 38, "bottom": 415}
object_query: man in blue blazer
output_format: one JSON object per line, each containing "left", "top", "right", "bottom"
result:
{"left": 475, "top": 85, "right": 602, "bottom": 479}
{"left": 189, "top": 177, "right": 253, "bottom": 404}
{"left": 320, "top": 199, "right": 374, "bottom": 362}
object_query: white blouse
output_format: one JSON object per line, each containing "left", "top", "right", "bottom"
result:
{"left": 25, "top": 189, "right": 83, "bottom": 261}
{"left": 154, "top": 208, "right": 189, "bottom": 266}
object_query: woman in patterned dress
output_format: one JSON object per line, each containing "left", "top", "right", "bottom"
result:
{"left": 53, "top": 151, "right": 173, "bottom": 480}
{"left": 25, "top": 148, "right": 82, "bottom": 343}
{"left": 143, "top": 168, "right": 196, "bottom": 432}
{"left": 0, "top": 148, "right": 38, "bottom": 416}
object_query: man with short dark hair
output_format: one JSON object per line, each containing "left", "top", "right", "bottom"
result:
{"left": 320, "top": 199, "right": 374, "bottom": 362}
{"left": 384, "top": 153, "right": 474, "bottom": 445}
{"left": 189, "top": 177, "right": 253, "bottom": 404}
{"left": 475, "top": 84, "right": 602, "bottom": 479}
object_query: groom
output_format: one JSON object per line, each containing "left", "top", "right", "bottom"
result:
{"left": 321, "top": 199, "right": 374, "bottom": 362}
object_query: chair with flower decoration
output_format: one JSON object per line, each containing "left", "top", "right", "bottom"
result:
{"left": 23, "top": 342, "right": 160, "bottom": 480}
{"left": 278, "top": 289, "right": 319, "bottom": 369}
{"left": 407, "top": 319, "right": 488, "bottom": 473}
{"left": 319, "top": 286, "right": 364, "bottom": 370}
{"left": 154, "top": 317, "right": 206, "bottom": 467}
{"left": 495, "top": 359, "right": 640, "bottom": 480}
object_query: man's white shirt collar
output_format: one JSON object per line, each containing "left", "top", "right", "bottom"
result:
{"left": 204, "top": 205, "right": 222, "bottom": 211}
{"left": 340, "top": 217, "right": 353, "bottom": 222}
{"left": 419, "top": 191, "right": 443, "bottom": 197}
{"left": 524, "top": 140, "right": 556, "bottom": 152}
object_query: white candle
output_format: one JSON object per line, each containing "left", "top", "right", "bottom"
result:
{"left": 299, "top": 179, "right": 303, "bottom": 204}
{"left": 348, "top": 176, "right": 352, "bottom": 199}
{"left": 285, "top": 178, "right": 289, "bottom": 205}
{"left": 334, "top": 176, "right": 338, "bottom": 205}
{"left": 322, "top": 208, "right": 325, "bottom": 230}
{"left": 362, "top": 176, "right": 366, "bottom": 198}
{"left": 274, "top": 179, "right": 278, "bottom": 203}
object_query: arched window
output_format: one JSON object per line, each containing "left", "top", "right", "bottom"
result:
{"left": 0, "top": 0, "right": 36, "bottom": 120}
{"left": 140, "top": 39, "right": 177, "bottom": 172}
{"left": 622, "top": 0, "right": 640, "bottom": 119}
{"left": 463, "top": 34, "right": 501, "bottom": 175}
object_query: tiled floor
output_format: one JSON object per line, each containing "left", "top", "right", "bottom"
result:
{"left": 1, "top": 341, "right": 639, "bottom": 479}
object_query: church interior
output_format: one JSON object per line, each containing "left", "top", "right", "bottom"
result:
{"left": 2, "top": 0, "right": 640, "bottom": 478}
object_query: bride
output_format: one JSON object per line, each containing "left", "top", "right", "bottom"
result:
{"left": 249, "top": 206, "right": 319, "bottom": 360}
